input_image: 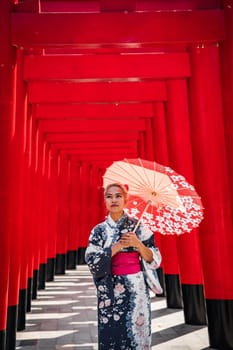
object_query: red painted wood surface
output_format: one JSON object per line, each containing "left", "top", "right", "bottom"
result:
{"left": 23, "top": 53, "right": 191, "bottom": 80}
{"left": 27, "top": 81, "right": 167, "bottom": 103}
{"left": 189, "top": 44, "right": 233, "bottom": 298}
{"left": 12, "top": 11, "right": 224, "bottom": 47}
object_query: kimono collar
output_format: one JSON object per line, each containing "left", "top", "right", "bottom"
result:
{"left": 106, "top": 211, "right": 128, "bottom": 229}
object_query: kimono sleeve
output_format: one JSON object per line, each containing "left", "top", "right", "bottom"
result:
{"left": 139, "top": 223, "right": 163, "bottom": 294}
{"left": 85, "top": 225, "right": 112, "bottom": 280}
{"left": 139, "top": 223, "right": 162, "bottom": 269}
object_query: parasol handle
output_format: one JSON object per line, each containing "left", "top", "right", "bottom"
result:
{"left": 133, "top": 200, "right": 152, "bottom": 233}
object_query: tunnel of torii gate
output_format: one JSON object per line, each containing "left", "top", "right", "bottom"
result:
{"left": 0, "top": 0, "right": 233, "bottom": 349}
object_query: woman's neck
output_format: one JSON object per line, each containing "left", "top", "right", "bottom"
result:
{"left": 110, "top": 211, "right": 124, "bottom": 222}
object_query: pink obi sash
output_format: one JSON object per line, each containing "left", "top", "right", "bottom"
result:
{"left": 111, "top": 251, "right": 141, "bottom": 275}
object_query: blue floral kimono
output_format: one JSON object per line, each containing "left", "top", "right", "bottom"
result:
{"left": 85, "top": 212, "right": 162, "bottom": 350}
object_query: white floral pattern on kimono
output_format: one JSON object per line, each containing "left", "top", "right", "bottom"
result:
{"left": 85, "top": 212, "right": 162, "bottom": 350}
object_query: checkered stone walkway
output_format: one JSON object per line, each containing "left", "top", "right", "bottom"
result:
{"left": 16, "top": 265, "right": 212, "bottom": 350}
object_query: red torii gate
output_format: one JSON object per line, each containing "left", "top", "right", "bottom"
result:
{"left": 0, "top": 1, "right": 233, "bottom": 350}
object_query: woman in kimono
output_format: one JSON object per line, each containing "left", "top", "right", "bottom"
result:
{"left": 85, "top": 183, "right": 162, "bottom": 350}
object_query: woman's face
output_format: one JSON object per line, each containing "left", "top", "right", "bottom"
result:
{"left": 104, "top": 185, "right": 126, "bottom": 216}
